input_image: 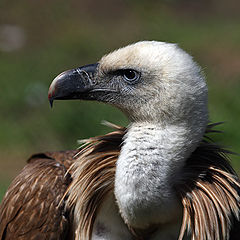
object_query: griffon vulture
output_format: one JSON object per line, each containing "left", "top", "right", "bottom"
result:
{"left": 1, "top": 41, "right": 240, "bottom": 240}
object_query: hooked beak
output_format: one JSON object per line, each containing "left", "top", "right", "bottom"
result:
{"left": 48, "top": 63, "right": 99, "bottom": 107}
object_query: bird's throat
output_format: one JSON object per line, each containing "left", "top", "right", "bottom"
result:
{"left": 114, "top": 122, "right": 204, "bottom": 229}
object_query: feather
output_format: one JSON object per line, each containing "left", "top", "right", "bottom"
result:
{"left": 177, "top": 125, "right": 240, "bottom": 240}
{"left": 66, "top": 126, "right": 126, "bottom": 239}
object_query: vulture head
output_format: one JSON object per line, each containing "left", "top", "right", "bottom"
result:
{"left": 49, "top": 41, "right": 208, "bottom": 129}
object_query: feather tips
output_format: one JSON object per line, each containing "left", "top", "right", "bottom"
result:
{"left": 178, "top": 125, "right": 240, "bottom": 240}
{"left": 66, "top": 126, "right": 126, "bottom": 239}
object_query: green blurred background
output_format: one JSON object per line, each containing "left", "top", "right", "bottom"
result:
{"left": 1, "top": 0, "right": 240, "bottom": 201}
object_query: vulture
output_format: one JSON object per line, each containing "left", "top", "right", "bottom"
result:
{"left": 1, "top": 41, "right": 240, "bottom": 240}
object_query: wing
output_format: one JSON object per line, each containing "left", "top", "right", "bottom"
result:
{"left": 0, "top": 150, "right": 77, "bottom": 240}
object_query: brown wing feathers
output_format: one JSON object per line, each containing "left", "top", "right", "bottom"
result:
{"left": 177, "top": 125, "right": 240, "bottom": 240}
{"left": 0, "top": 150, "right": 77, "bottom": 240}
{"left": 0, "top": 124, "right": 240, "bottom": 240}
{"left": 66, "top": 124, "right": 126, "bottom": 240}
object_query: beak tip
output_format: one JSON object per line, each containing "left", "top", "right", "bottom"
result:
{"left": 48, "top": 90, "right": 54, "bottom": 108}
{"left": 49, "top": 99, "right": 54, "bottom": 108}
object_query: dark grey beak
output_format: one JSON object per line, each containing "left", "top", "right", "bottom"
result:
{"left": 48, "top": 63, "right": 99, "bottom": 107}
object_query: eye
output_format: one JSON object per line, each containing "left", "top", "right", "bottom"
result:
{"left": 122, "top": 69, "right": 140, "bottom": 84}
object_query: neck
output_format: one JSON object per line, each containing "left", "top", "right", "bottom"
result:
{"left": 114, "top": 121, "right": 205, "bottom": 229}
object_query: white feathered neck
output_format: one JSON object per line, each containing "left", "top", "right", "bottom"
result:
{"left": 114, "top": 120, "right": 207, "bottom": 229}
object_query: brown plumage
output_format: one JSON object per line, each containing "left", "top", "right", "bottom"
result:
{"left": 66, "top": 122, "right": 125, "bottom": 240}
{"left": 0, "top": 150, "right": 77, "bottom": 240}
{"left": 0, "top": 123, "right": 239, "bottom": 240}
{"left": 178, "top": 124, "right": 240, "bottom": 240}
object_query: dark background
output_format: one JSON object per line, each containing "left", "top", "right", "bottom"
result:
{"left": 1, "top": 0, "right": 240, "bottom": 200}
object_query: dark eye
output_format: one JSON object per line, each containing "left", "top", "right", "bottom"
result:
{"left": 122, "top": 69, "right": 140, "bottom": 84}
